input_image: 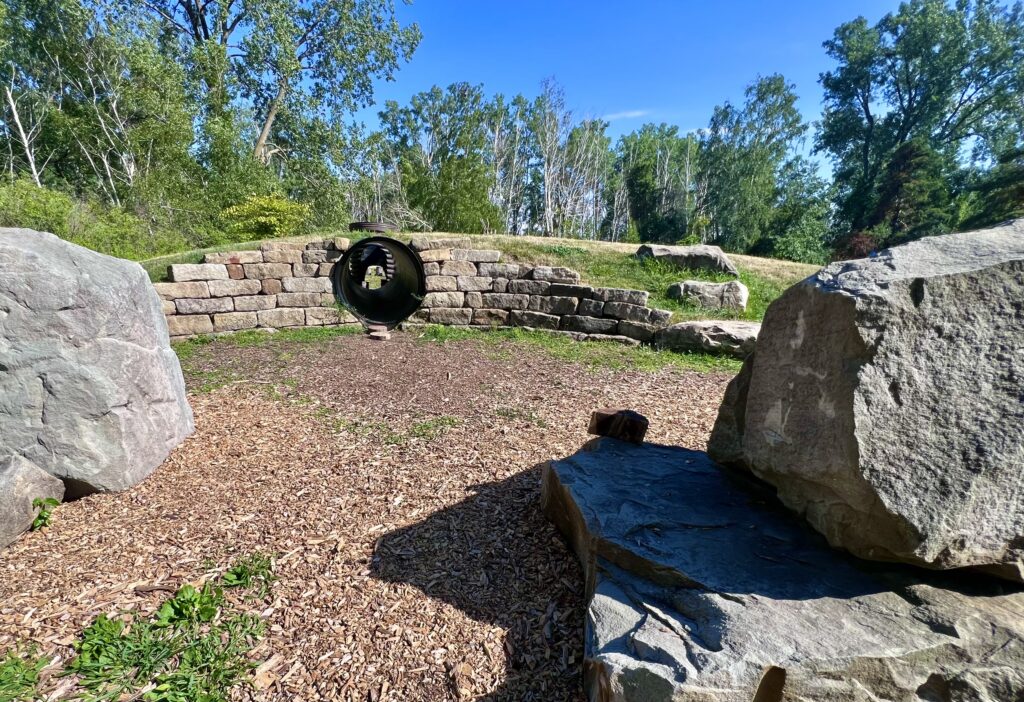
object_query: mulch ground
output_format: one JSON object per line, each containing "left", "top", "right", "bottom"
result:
{"left": 0, "top": 331, "right": 731, "bottom": 701}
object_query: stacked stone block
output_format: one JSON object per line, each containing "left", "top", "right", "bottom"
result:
{"left": 156, "top": 238, "right": 358, "bottom": 340}
{"left": 407, "top": 237, "right": 673, "bottom": 345}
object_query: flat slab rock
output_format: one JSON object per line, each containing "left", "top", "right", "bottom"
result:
{"left": 542, "top": 437, "right": 1024, "bottom": 702}
{"left": 655, "top": 320, "right": 759, "bottom": 358}
{"left": 636, "top": 244, "right": 739, "bottom": 277}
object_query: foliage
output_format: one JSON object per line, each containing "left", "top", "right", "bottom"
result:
{"left": 222, "top": 553, "right": 276, "bottom": 598}
{"left": 221, "top": 195, "right": 310, "bottom": 240}
{"left": 0, "top": 647, "right": 44, "bottom": 701}
{"left": 30, "top": 497, "right": 59, "bottom": 531}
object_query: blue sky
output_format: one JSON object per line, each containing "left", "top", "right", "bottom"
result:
{"left": 356, "top": 0, "right": 900, "bottom": 148}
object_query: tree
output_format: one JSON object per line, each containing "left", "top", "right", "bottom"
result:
{"left": 817, "top": 0, "right": 1024, "bottom": 243}
{"left": 961, "top": 146, "right": 1024, "bottom": 228}
{"left": 870, "top": 138, "right": 952, "bottom": 243}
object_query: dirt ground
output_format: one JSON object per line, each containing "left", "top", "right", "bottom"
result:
{"left": 0, "top": 332, "right": 732, "bottom": 701}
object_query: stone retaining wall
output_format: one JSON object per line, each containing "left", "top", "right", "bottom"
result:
{"left": 156, "top": 238, "right": 358, "bottom": 340}
{"left": 404, "top": 237, "right": 673, "bottom": 344}
{"left": 156, "top": 236, "right": 676, "bottom": 345}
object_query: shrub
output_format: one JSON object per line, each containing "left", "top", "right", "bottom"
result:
{"left": 221, "top": 194, "right": 310, "bottom": 239}
{"left": 0, "top": 178, "right": 76, "bottom": 237}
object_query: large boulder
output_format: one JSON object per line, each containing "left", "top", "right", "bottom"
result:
{"left": 709, "top": 220, "right": 1024, "bottom": 580}
{"left": 667, "top": 279, "right": 748, "bottom": 310}
{"left": 0, "top": 455, "right": 64, "bottom": 546}
{"left": 542, "top": 438, "right": 1024, "bottom": 701}
{"left": 635, "top": 244, "right": 739, "bottom": 276}
{"left": 0, "top": 229, "right": 194, "bottom": 498}
{"left": 655, "top": 320, "right": 759, "bottom": 358}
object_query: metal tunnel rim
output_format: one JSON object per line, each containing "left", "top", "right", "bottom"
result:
{"left": 330, "top": 236, "right": 426, "bottom": 329}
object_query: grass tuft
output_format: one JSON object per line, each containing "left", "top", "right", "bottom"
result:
{"left": 222, "top": 553, "right": 276, "bottom": 599}
{"left": 0, "top": 647, "right": 44, "bottom": 702}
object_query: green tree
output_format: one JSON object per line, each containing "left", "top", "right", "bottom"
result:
{"left": 818, "top": 0, "right": 1024, "bottom": 243}
{"left": 870, "top": 138, "right": 952, "bottom": 243}
{"left": 960, "top": 146, "right": 1024, "bottom": 228}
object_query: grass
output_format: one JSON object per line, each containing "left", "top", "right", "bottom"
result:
{"left": 173, "top": 325, "right": 363, "bottom": 365}
{"left": 1, "top": 553, "right": 274, "bottom": 702}
{"left": 415, "top": 325, "right": 742, "bottom": 374}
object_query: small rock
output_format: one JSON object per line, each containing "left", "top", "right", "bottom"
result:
{"left": 587, "top": 409, "right": 649, "bottom": 444}
{"left": 668, "top": 279, "right": 748, "bottom": 310}
{"left": 636, "top": 244, "right": 739, "bottom": 276}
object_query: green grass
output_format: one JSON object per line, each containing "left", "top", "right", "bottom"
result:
{"left": 173, "top": 325, "right": 363, "bottom": 363}
{"left": 0, "top": 647, "right": 45, "bottom": 702}
{"left": 1, "top": 554, "right": 274, "bottom": 702}
{"left": 415, "top": 325, "right": 741, "bottom": 374}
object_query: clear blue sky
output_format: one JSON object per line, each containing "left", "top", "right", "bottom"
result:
{"left": 356, "top": 0, "right": 900, "bottom": 147}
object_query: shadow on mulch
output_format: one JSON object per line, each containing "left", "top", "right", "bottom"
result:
{"left": 371, "top": 464, "right": 587, "bottom": 701}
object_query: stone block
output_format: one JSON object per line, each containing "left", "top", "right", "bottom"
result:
{"left": 153, "top": 281, "right": 209, "bottom": 300}
{"left": 492, "top": 278, "right": 509, "bottom": 293}
{"left": 586, "top": 333, "right": 640, "bottom": 346}
{"left": 260, "top": 241, "right": 306, "bottom": 251}
{"left": 473, "top": 308, "right": 509, "bottom": 326}
{"left": 588, "top": 408, "right": 650, "bottom": 444}
{"left": 212, "top": 311, "right": 258, "bottom": 332}
{"left": 456, "top": 276, "right": 492, "bottom": 292}
{"left": 464, "top": 292, "right": 484, "bottom": 308}
{"left": 510, "top": 310, "right": 560, "bottom": 329}
{"left": 423, "top": 262, "right": 441, "bottom": 276}
{"left": 508, "top": 279, "right": 550, "bottom": 295}
{"left": 257, "top": 307, "right": 305, "bottom": 328}
{"left": 668, "top": 279, "right": 749, "bottom": 311}
{"left": 262, "top": 249, "right": 304, "bottom": 264}
{"left": 208, "top": 279, "right": 261, "bottom": 297}
{"left": 306, "top": 307, "right": 354, "bottom": 325}
{"left": 418, "top": 248, "right": 451, "bottom": 262}
{"left": 452, "top": 249, "right": 501, "bottom": 262}
{"left": 226, "top": 264, "right": 245, "bottom": 279}
{"left": 320, "top": 293, "right": 336, "bottom": 306}
{"left": 562, "top": 315, "right": 618, "bottom": 334}
{"left": 244, "top": 262, "right": 293, "bottom": 280}
{"left": 422, "top": 291, "right": 465, "bottom": 308}
{"left": 204, "top": 250, "right": 264, "bottom": 264}
{"left": 636, "top": 243, "right": 739, "bottom": 276}
{"left": 234, "top": 295, "right": 276, "bottom": 312}
{"left": 591, "top": 287, "right": 649, "bottom": 305}
{"left": 529, "top": 295, "right": 578, "bottom": 315}
{"left": 293, "top": 263, "right": 319, "bottom": 277}
{"left": 656, "top": 320, "right": 759, "bottom": 358}
{"left": 426, "top": 275, "right": 459, "bottom": 292}
{"left": 166, "top": 314, "right": 214, "bottom": 336}
{"left": 649, "top": 308, "right": 672, "bottom": 326}
{"left": 440, "top": 260, "right": 478, "bottom": 277}
{"left": 302, "top": 249, "right": 342, "bottom": 264}
{"left": 161, "top": 300, "right": 176, "bottom": 315}
{"left": 617, "top": 320, "right": 659, "bottom": 343}
{"left": 282, "top": 276, "right": 332, "bottom": 293}
{"left": 549, "top": 283, "right": 593, "bottom": 298}
{"left": 603, "top": 301, "right": 657, "bottom": 324}
{"left": 175, "top": 297, "right": 233, "bottom": 314}
{"left": 430, "top": 307, "right": 472, "bottom": 325}
{"left": 478, "top": 262, "right": 521, "bottom": 278}
{"left": 481, "top": 293, "right": 529, "bottom": 310}
{"left": 528, "top": 266, "right": 579, "bottom": 283}
{"left": 169, "top": 263, "right": 229, "bottom": 282}
{"left": 262, "top": 278, "right": 283, "bottom": 295}
{"left": 277, "top": 292, "right": 321, "bottom": 307}
{"left": 578, "top": 298, "right": 604, "bottom": 316}
{"left": 318, "top": 262, "right": 337, "bottom": 276}
{"left": 411, "top": 236, "right": 471, "bottom": 252}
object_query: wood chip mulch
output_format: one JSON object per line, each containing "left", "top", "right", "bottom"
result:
{"left": 0, "top": 332, "right": 731, "bottom": 701}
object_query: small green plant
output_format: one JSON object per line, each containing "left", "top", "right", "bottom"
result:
{"left": 408, "top": 416, "right": 459, "bottom": 440}
{"left": 0, "top": 647, "right": 44, "bottom": 701}
{"left": 496, "top": 407, "right": 548, "bottom": 427}
{"left": 222, "top": 553, "right": 276, "bottom": 598}
{"left": 30, "top": 497, "right": 59, "bottom": 531}
{"left": 221, "top": 194, "right": 310, "bottom": 239}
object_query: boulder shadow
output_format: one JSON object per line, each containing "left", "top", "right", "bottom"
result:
{"left": 370, "top": 464, "right": 586, "bottom": 701}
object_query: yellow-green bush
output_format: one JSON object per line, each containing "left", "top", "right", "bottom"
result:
{"left": 221, "top": 194, "right": 310, "bottom": 239}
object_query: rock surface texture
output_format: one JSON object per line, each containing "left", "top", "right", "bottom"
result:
{"left": 542, "top": 437, "right": 1024, "bottom": 701}
{"left": 709, "top": 221, "right": 1024, "bottom": 580}
{"left": 635, "top": 244, "right": 739, "bottom": 276}
{"left": 655, "top": 320, "right": 759, "bottom": 358}
{"left": 668, "top": 279, "right": 748, "bottom": 310}
{"left": 0, "top": 229, "right": 194, "bottom": 497}
{"left": 0, "top": 455, "right": 64, "bottom": 546}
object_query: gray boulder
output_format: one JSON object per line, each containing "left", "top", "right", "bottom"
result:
{"left": 0, "top": 229, "right": 194, "bottom": 498}
{"left": 709, "top": 220, "right": 1024, "bottom": 580}
{"left": 655, "top": 320, "right": 759, "bottom": 358}
{"left": 0, "top": 455, "right": 64, "bottom": 546}
{"left": 667, "top": 279, "right": 748, "bottom": 310}
{"left": 543, "top": 437, "right": 1024, "bottom": 702}
{"left": 636, "top": 244, "right": 739, "bottom": 276}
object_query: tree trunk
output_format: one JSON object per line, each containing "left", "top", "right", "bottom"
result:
{"left": 5, "top": 87, "right": 41, "bottom": 186}
{"left": 253, "top": 82, "right": 287, "bottom": 163}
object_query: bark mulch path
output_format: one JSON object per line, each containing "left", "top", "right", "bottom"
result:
{"left": 0, "top": 331, "right": 731, "bottom": 701}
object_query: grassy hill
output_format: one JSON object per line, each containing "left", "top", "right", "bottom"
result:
{"left": 142, "top": 232, "right": 820, "bottom": 323}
